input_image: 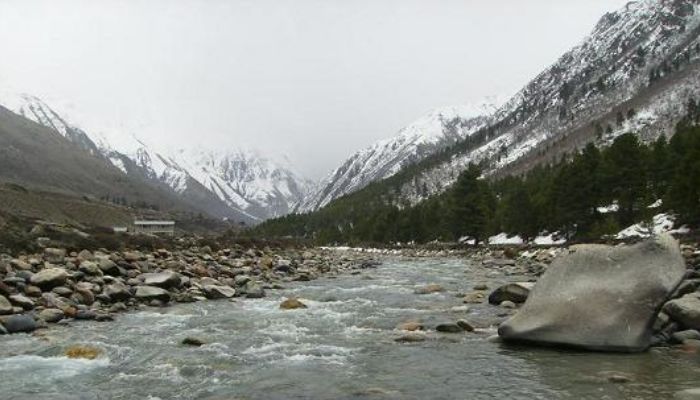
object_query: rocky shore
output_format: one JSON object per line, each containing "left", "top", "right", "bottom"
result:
{"left": 0, "top": 246, "right": 380, "bottom": 334}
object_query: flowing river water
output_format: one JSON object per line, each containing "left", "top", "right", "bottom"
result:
{"left": 1, "top": 257, "right": 700, "bottom": 399}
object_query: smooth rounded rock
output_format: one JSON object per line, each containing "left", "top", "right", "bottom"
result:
{"left": 30, "top": 268, "right": 69, "bottom": 290}
{"left": 499, "top": 234, "right": 686, "bottom": 352}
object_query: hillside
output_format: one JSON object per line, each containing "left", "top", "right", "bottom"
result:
{"left": 1, "top": 94, "right": 312, "bottom": 223}
{"left": 256, "top": 0, "right": 700, "bottom": 241}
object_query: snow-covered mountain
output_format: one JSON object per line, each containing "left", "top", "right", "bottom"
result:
{"left": 299, "top": 100, "right": 503, "bottom": 212}
{"left": 365, "top": 0, "right": 700, "bottom": 207}
{"left": 0, "top": 93, "right": 312, "bottom": 222}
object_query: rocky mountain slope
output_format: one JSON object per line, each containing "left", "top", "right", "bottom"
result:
{"left": 299, "top": 101, "right": 501, "bottom": 212}
{"left": 311, "top": 0, "right": 700, "bottom": 209}
{"left": 0, "top": 94, "right": 312, "bottom": 222}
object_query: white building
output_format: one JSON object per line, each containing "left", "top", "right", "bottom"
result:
{"left": 133, "top": 220, "right": 175, "bottom": 235}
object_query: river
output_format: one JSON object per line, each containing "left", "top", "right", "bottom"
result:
{"left": 0, "top": 257, "right": 699, "bottom": 399}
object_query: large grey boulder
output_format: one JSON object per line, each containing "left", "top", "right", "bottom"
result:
{"left": 498, "top": 234, "right": 685, "bottom": 352}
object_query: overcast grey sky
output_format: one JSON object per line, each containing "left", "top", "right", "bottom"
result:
{"left": 0, "top": 0, "right": 627, "bottom": 179}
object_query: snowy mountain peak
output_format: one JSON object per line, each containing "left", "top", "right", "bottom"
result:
{"left": 0, "top": 92, "right": 312, "bottom": 222}
{"left": 299, "top": 97, "right": 503, "bottom": 212}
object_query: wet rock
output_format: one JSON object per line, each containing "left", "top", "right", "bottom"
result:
{"left": 601, "top": 372, "right": 633, "bottom": 384}
{"left": 39, "top": 308, "right": 65, "bottom": 323}
{"left": 473, "top": 284, "right": 489, "bottom": 291}
{"left": 2, "top": 314, "right": 37, "bottom": 333}
{"left": 435, "top": 323, "right": 464, "bottom": 333}
{"left": 44, "top": 248, "right": 66, "bottom": 264}
{"left": 500, "top": 300, "right": 517, "bottom": 309}
{"left": 182, "top": 337, "right": 206, "bottom": 346}
{"left": 488, "top": 282, "right": 533, "bottom": 305}
{"left": 78, "top": 261, "right": 102, "bottom": 276}
{"left": 456, "top": 320, "right": 475, "bottom": 332}
{"left": 463, "top": 292, "right": 485, "bottom": 304}
{"left": 397, "top": 321, "right": 423, "bottom": 331}
{"left": 671, "top": 329, "right": 700, "bottom": 344}
{"left": 664, "top": 293, "right": 700, "bottom": 331}
{"left": 675, "top": 388, "right": 700, "bottom": 399}
{"left": 499, "top": 234, "right": 686, "bottom": 352}
{"left": 414, "top": 284, "right": 444, "bottom": 295}
{"left": 30, "top": 268, "right": 69, "bottom": 289}
{"left": 280, "top": 298, "right": 307, "bottom": 310}
{"left": 65, "top": 345, "right": 101, "bottom": 360}
{"left": 244, "top": 281, "right": 266, "bottom": 299}
{"left": 72, "top": 287, "right": 95, "bottom": 306}
{"left": 234, "top": 275, "right": 251, "bottom": 287}
{"left": 98, "top": 259, "right": 121, "bottom": 276}
{"left": 9, "top": 294, "right": 34, "bottom": 310}
{"left": 0, "top": 295, "right": 13, "bottom": 315}
{"left": 203, "top": 285, "right": 236, "bottom": 299}
{"left": 394, "top": 333, "right": 426, "bottom": 343}
{"left": 135, "top": 285, "right": 171, "bottom": 303}
{"left": 142, "top": 272, "right": 181, "bottom": 289}
{"left": 104, "top": 282, "right": 131, "bottom": 302}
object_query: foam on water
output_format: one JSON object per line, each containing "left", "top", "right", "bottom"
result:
{"left": 0, "top": 355, "right": 109, "bottom": 379}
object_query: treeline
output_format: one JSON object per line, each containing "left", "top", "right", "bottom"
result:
{"left": 253, "top": 111, "right": 700, "bottom": 245}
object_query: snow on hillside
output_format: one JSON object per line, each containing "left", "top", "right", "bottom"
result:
{"left": 390, "top": 0, "right": 700, "bottom": 208}
{"left": 0, "top": 92, "right": 312, "bottom": 221}
{"left": 299, "top": 98, "right": 505, "bottom": 212}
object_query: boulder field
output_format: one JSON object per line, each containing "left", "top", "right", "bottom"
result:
{"left": 0, "top": 246, "right": 379, "bottom": 334}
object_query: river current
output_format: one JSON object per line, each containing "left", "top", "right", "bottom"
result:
{"left": 1, "top": 257, "right": 699, "bottom": 399}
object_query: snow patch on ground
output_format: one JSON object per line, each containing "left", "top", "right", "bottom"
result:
{"left": 488, "top": 233, "right": 524, "bottom": 245}
{"left": 616, "top": 213, "right": 689, "bottom": 239}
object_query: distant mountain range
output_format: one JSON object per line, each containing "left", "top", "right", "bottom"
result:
{"left": 0, "top": 94, "right": 313, "bottom": 223}
{"left": 303, "top": 0, "right": 700, "bottom": 210}
{"left": 2, "top": 0, "right": 698, "bottom": 229}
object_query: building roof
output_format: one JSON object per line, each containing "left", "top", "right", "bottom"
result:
{"left": 134, "top": 220, "right": 175, "bottom": 226}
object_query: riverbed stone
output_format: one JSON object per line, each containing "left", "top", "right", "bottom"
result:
{"left": 203, "top": 285, "right": 236, "bottom": 299}
{"left": 3, "top": 314, "right": 37, "bottom": 333}
{"left": 135, "top": 285, "right": 171, "bottom": 303}
{"left": 663, "top": 293, "right": 700, "bottom": 331}
{"left": 244, "top": 281, "right": 266, "bottom": 298}
{"left": 488, "top": 282, "right": 533, "bottom": 305}
{"left": 499, "top": 234, "right": 686, "bottom": 352}
{"left": 44, "top": 248, "right": 66, "bottom": 264}
{"left": 0, "top": 295, "right": 13, "bottom": 315}
{"left": 463, "top": 292, "right": 485, "bottom": 304}
{"left": 414, "top": 284, "right": 444, "bottom": 295}
{"left": 30, "top": 268, "right": 69, "bottom": 289}
{"left": 397, "top": 321, "right": 423, "bottom": 331}
{"left": 39, "top": 308, "right": 65, "bottom": 323}
{"left": 671, "top": 329, "right": 700, "bottom": 344}
{"left": 104, "top": 282, "right": 131, "bottom": 302}
{"left": 280, "top": 298, "right": 307, "bottom": 310}
{"left": 9, "top": 294, "right": 35, "bottom": 310}
{"left": 435, "top": 323, "right": 464, "bottom": 333}
{"left": 142, "top": 272, "right": 181, "bottom": 289}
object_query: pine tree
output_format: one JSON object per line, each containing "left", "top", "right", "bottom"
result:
{"left": 448, "top": 164, "right": 494, "bottom": 245}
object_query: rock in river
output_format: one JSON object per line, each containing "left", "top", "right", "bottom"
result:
{"left": 135, "top": 286, "right": 171, "bottom": 303}
{"left": 2, "top": 314, "right": 37, "bottom": 334}
{"left": 488, "top": 282, "right": 533, "bottom": 305}
{"left": 280, "top": 298, "right": 307, "bottom": 310}
{"left": 203, "top": 285, "right": 236, "bottom": 299}
{"left": 0, "top": 295, "right": 13, "bottom": 315}
{"left": 498, "top": 234, "right": 686, "bottom": 352}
